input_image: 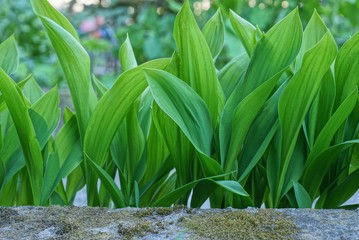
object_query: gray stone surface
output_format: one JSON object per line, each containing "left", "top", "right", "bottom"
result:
{"left": 0, "top": 206, "right": 358, "bottom": 239}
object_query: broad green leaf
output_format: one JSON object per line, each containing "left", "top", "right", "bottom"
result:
{"left": 40, "top": 153, "right": 60, "bottom": 205}
{"left": 220, "top": 9, "right": 302, "bottom": 165}
{"left": 40, "top": 16, "right": 95, "bottom": 138}
{"left": 202, "top": 9, "right": 224, "bottom": 59}
{"left": 276, "top": 31, "right": 337, "bottom": 206}
{"left": 302, "top": 139, "right": 359, "bottom": 199}
{"left": 223, "top": 74, "right": 279, "bottom": 173}
{"left": 140, "top": 156, "right": 173, "bottom": 198}
{"left": 215, "top": 180, "right": 249, "bottom": 197}
{"left": 126, "top": 102, "right": 145, "bottom": 183}
{"left": 30, "top": 86, "right": 60, "bottom": 149}
{"left": 218, "top": 54, "right": 249, "bottom": 99}
{"left": 86, "top": 156, "right": 126, "bottom": 208}
{"left": 84, "top": 59, "right": 170, "bottom": 167}
{"left": 119, "top": 34, "right": 137, "bottom": 72}
{"left": 139, "top": 121, "right": 169, "bottom": 186}
{"left": 229, "top": 10, "right": 256, "bottom": 56}
{"left": 307, "top": 71, "right": 336, "bottom": 147}
{"left": 0, "top": 177, "right": 17, "bottom": 206}
{"left": 1, "top": 91, "right": 59, "bottom": 187}
{"left": 149, "top": 173, "right": 176, "bottom": 205}
{"left": 334, "top": 31, "right": 359, "bottom": 110}
{"left": 323, "top": 168, "right": 359, "bottom": 208}
{"left": 0, "top": 76, "right": 31, "bottom": 113}
{"left": 0, "top": 35, "right": 19, "bottom": 74}
{"left": 152, "top": 173, "right": 243, "bottom": 207}
{"left": 304, "top": 88, "right": 358, "bottom": 183}
{"left": 293, "top": 181, "right": 312, "bottom": 208}
{"left": 22, "top": 76, "right": 45, "bottom": 103}
{"left": 241, "top": 8, "right": 302, "bottom": 100}
{"left": 92, "top": 75, "right": 108, "bottom": 98}
{"left": 145, "top": 68, "right": 213, "bottom": 155}
{"left": 238, "top": 82, "right": 286, "bottom": 181}
{"left": 296, "top": 10, "right": 328, "bottom": 70}
{"left": 0, "top": 68, "right": 43, "bottom": 205}
{"left": 31, "top": 0, "right": 79, "bottom": 40}
{"left": 40, "top": 115, "right": 82, "bottom": 204}
{"left": 174, "top": 0, "right": 218, "bottom": 124}
{"left": 152, "top": 102, "right": 195, "bottom": 189}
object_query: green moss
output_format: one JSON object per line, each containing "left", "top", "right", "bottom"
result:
{"left": 118, "top": 221, "right": 160, "bottom": 239}
{"left": 56, "top": 219, "right": 79, "bottom": 235}
{"left": 156, "top": 207, "right": 175, "bottom": 216}
{"left": 135, "top": 206, "right": 189, "bottom": 218}
{"left": 134, "top": 208, "right": 156, "bottom": 218}
{"left": 183, "top": 209, "right": 297, "bottom": 239}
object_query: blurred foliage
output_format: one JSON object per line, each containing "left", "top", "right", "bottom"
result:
{"left": 0, "top": 0, "right": 63, "bottom": 86}
{"left": 1, "top": 0, "right": 359, "bottom": 87}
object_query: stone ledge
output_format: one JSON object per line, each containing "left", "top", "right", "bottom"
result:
{"left": 0, "top": 206, "right": 358, "bottom": 239}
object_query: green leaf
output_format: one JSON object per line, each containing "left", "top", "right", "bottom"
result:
{"left": 293, "top": 181, "right": 312, "bottom": 208}
{"left": 30, "top": 86, "right": 60, "bottom": 149}
{"left": 0, "top": 35, "right": 19, "bottom": 74}
{"left": 174, "top": 0, "right": 218, "bottom": 124}
{"left": 303, "top": 139, "right": 359, "bottom": 199}
{"left": 86, "top": 155, "right": 127, "bottom": 208}
{"left": 229, "top": 10, "right": 256, "bottom": 56}
{"left": 202, "top": 9, "right": 224, "bottom": 59}
{"left": 40, "top": 16, "right": 96, "bottom": 138}
{"left": 119, "top": 34, "right": 137, "bottom": 72}
{"left": 296, "top": 10, "right": 328, "bottom": 70}
{"left": 241, "top": 8, "right": 302, "bottom": 100}
{"left": 145, "top": 68, "right": 213, "bottom": 156}
{"left": 303, "top": 89, "right": 358, "bottom": 197}
{"left": 218, "top": 54, "right": 249, "bottom": 99}
{"left": 40, "top": 153, "right": 61, "bottom": 205}
{"left": 323, "top": 168, "right": 359, "bottom": 208}
{"left": 84, "top": 59, "right": 170, "bottom": 167}
{"left": 276, "top": 31, "right": 337, "bottom": 207}
{"left": 152, "top": 173, "right": 243, "bottom": 207}
{"left": 334, "top": 31, "right": 359, "bottom": 110}
{"left": 220, "top": 9, "right": 302, "bottom": 167}
{"left": 215, "top": 180, "right": 249, "bottom": 197}
{"left": 126, "top": 102, "right": 145, "bottom": 183}
{"left": 22, "top": 76, "right": 45, "bottom": 103}
{"left": 40, "top": 115, "right": 82, "bottom": 204}
{"left": 238, "top": 83, "right": 285, "bottom": 181}
{"left": 223, "top": 74, "right": 279, "bottom": 173}
{"left": 0, "top": 68, "right": 43, "bottom": 205}
{"left": 31, "top": 0, "right": 79, "bottom": 40}
{"left": 307, "top": 71, "right": 336, "bottom": 148}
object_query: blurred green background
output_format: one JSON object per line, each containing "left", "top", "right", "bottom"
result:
{"left": 2, "top": 0, "right": 359, "bottom": 87}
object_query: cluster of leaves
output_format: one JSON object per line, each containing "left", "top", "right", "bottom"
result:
{"left": 0, "top": 0, "right": 358, "bottom": 209}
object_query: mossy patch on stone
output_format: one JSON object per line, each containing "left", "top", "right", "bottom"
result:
{"left": 182, "top": 209, "right": 297, "bottom": 239}
{"left": 118, "top": 220, "right": 165, "bottom": 239}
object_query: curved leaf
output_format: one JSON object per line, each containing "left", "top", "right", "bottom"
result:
{"left": 31, "top": 0, "right": 79, "bottom": 40}
{"left": 84, "top": 59, "right": 170, "bottom": 167}
{"left": 0, "top": 35, "right": 19, "bottom": 74}
{"left": 202, "top": 9, "right": 224, "bottom": 59}
{"left": 276, "top": 31, "right": 337, "bottom": 206}
{"left": 174, "top": 0, "right": 218, "bottom": 124}
{"left": 39, "top": 16, "right": 96, "bottom": 138}
{"left": 229, "top": 10, "right": 256, "bottom": 56}
{"left": 145, "top": 68, "right": 213, "bottom": 155}
{"left": 0, "top": 68, "right": 43, "bottom": 205}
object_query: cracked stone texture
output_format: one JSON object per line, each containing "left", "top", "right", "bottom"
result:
{"left": 0, "top": 206, "right": 358, "bottom": 239}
